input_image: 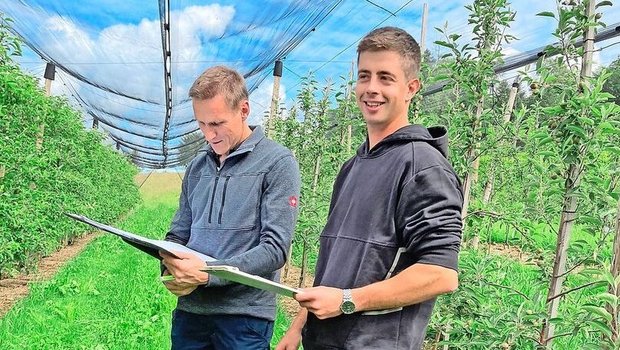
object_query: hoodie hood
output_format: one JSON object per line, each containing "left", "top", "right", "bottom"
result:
{"left": 358, "top": 124, "right": 449, "bottom": 158}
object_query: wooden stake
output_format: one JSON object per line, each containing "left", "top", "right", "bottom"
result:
{"left": 267, "top": 60, "right": 283, "bottom": 138}
{"left": 38, "top": 63, "right": 55, "bottom": 151}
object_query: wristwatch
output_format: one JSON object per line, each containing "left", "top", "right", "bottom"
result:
{"left": 340, "top": 289, "right": 356, "bottom": 314}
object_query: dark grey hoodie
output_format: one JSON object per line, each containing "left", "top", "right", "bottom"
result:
{"left": 303, "top": 124, "right": 463, "bottom": 350}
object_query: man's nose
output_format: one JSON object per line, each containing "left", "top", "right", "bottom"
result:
{"left": 365, "top": 77, "right": 379, "bottom": 94}
{"left": 204, "top": 127, "right": 217, "bottom": 141}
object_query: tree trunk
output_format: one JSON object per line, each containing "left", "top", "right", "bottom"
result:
{"left": 312, "top": 156, "right": 321, "bottom": 195}
{"left": 299, "top": 156, "right": 322, "bottom": 288}
{"left": 542, "top": 163, "right": 581, "bottom": 347}
{"left": 283, "top": 245, "right": 293, "bottom": 279}
{"left": 482, "top": 171, "right": 494, "bottom": 204}
{"left": 483, "top": 77, "right": 520, "bottom": 206}
{"left": 299, "top": 235, "right": 308, "bottom": 288}
{"left": 462, "top": 99, "right": 483, "bottom": 248}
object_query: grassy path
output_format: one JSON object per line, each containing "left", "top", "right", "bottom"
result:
{"left": 0, "top": 173, "right": 291, "bottom": 349}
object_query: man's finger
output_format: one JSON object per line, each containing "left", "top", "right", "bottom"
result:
{"left": 293, "top": 290, "right": 312, "bottom": 302}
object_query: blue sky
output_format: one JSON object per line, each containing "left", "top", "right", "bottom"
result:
{"left": 2, "top": 0, "right": 620, "bottom": 164}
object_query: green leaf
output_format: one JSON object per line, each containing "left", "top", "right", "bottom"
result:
{"left": 537, "top": 11, "right": 556, "bottom": 18}
{"left": 538, "top": 137, "right": 554, "bottom": 147}
{"left": 582, "top": 305, "right": 612, "bottom": 322}
{"left": 540, "top": 151, "right": 557, "bottom": 157}
{"left": 566, "top": 125, "right": 587, "bottom": 139}
{"left": 604, "top": 146, "right": 620, "bottom": 156}
{"left": 587, "top": 320, "right": 613, "bottom": 339}
{"left": 597, "top": 292, "right": 618, "bottom": 306}
{"left": 596, "top": 1, "right": 613, "bottom": 8}
{"left": 435, "top": 41, "right": 454, "bottom": 50}
{"left": 542, "top": 106, "right": 563, "bottom": 115}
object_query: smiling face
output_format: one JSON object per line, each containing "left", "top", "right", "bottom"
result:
{"left": 193, "top": 94, "right": 251, "bottom": 161}
{"left": 355, "top": 50, "right": 420, "bottom": 135}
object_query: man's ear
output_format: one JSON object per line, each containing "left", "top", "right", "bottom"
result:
{"left": 240, "top": 99, "right": 250, "bottom": 121}
{"left": 406, "top": 78, "right": 421, "bottom": 101}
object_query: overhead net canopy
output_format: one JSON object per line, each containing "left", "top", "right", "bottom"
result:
{"left": 1, "top": 0, "right": 344, "bottom": 168}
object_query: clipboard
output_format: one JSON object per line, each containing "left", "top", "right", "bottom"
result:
{"left": 202, "top": 265, "right": 300, "bottom": 298}
{"left": 66, "top": 213, "right": 299, "bottom": 298}
{"left": 65, "top": 213, "right": 215, "bottom": 262}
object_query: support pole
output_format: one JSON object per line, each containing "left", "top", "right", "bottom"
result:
{"left": 267, "top": 60, "right": 283, "bottom": 138}
{"left": 38, "top": 63, "right": 55, "bottom": 150}
{"left": 420, "top": 3, "right": 429, "bottom": 57}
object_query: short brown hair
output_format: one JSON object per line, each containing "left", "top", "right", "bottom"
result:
{"left": 357, "top": 27, "right": 421, "bottom": 79}
{"left": 189, "top": 66, "right": 249, "bottom": 108}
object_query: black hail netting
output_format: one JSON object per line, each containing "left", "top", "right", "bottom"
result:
{"left": 3, "top": 1, "right": 619, "bottom": 168}
{"left": 0, "top": 0, "right": 345, "bottom": 168}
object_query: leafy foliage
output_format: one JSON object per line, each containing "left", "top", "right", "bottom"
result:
{"left": 0, "top": 30, "right": 139, "bottom": 276}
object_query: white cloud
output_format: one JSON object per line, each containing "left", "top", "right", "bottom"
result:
{"left": 41, "top": 5, "right": 235, "bottom": 112}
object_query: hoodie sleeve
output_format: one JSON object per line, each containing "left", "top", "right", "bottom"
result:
{"left": 397, "top": 164, "right": 463, "bottom": 271}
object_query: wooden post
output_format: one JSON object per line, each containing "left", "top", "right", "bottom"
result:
{"left": 542, "top": 164, "right": 581, "bottom": 346}
{"left": 267, "top": 60, "right": 283, "bottom": 138}
{"left": 483, "top": 76, "right": 521, "bottom": 204}
{"left": 580, "top": 0, "right": 596, "bottom": 81}
{"left": 340, "top": 61, "right": 354, "bottom": 152}
{"left": 609, "top": 194, "right": 620, "bottom": 342}
{"left": 420, "top": 3, "right": 429, "bottom": 57}
{"left": 44, "top": 63, "right": 54, "bottom": 96}
{"left": 503, "top": 76, "right": 521, "bottom": 123}
{"left": 461, "top": 99, "right": 483, "bottom": 226}
{"left": 37, "top": 63, "right": 55, "bottom": 151}
{"left": 299, "top": 156, "right": 321, "bottom": 288}
{"left": 542, "top": 2, "right": 597, "bottom": 347}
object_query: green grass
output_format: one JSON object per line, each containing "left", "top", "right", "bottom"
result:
{"left": 0, "top": 187, "right": 292, "bottom": 349}
{"left": 2, "top": 172, "right": 610, "bottom": 349}
{"left": 0, "top": 203, "right": 177, "bottom": 349}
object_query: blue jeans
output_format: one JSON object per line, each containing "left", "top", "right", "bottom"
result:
{"left": 171, "top": 309, "right": 274, "bottom": 350}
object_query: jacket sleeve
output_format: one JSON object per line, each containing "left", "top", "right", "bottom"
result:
{"left": 206, "top": 154, "right": 301, "bottom": 287}
{"left": 397, "top": 165, "right": 463, "bottom": 271}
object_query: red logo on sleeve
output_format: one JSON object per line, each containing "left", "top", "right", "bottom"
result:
{"left": 289, "top": 196, "right": 298, "bottom": 208}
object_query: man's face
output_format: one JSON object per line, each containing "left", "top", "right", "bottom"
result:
{"left": 355, "top": 50, "right": 420, "bottom": 129}
{"left": 193, "top": 94, "right": 250, "bottom": 158}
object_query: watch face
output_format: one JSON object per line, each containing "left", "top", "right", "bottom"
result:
{"left": 340, "top": 300, "right": 356, "bottom": 314}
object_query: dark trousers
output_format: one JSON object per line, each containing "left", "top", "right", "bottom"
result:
{"left": 171, "top": 309, "right": 274, "bottom": 350}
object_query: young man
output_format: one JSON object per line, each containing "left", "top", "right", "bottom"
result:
{"left": 276, "top": 27, "right": 463, "bottom": 350}
{"left": 160, "top": 66, "right": 301, "bottom": 350}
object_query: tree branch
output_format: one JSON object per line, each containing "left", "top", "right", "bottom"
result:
{"left": 547, "top": 280, "right": 604, "bottom": 302}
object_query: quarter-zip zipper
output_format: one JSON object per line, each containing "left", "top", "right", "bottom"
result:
{"left": 208, "top": 174, "right": 220, "bottom": 223}
{"left": 218, "top": 176, "right": 231, "bottom": 224}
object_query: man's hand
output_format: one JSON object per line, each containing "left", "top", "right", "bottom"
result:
{"left": 159, "top": 251, "right": 209, "bottom": 296}
{"left": 160, "top": 269, "right": 198, "bottom": 296}
{"left": 294, "top": 286, "right": 343, "bottom": 320}
{"left": 275, "top": 328, "right": 302, "bottom": 350}
{"left": 275, "top": 308, "right": 307, "bottom": 350}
